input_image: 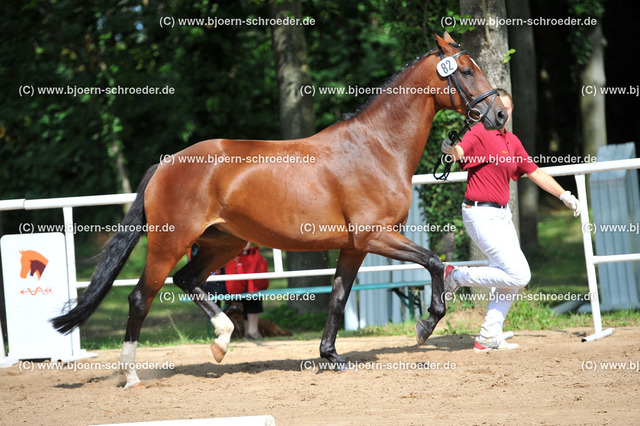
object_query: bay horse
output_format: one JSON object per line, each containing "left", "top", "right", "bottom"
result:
{"left": 52, "top": 33, "right": 505, "bottom": 388}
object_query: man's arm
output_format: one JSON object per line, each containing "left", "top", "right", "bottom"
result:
{"left": 527, "top": 168, "right": 564, "bottom": 197}
{"left": 527, "top": 168, "right": 580, "bottom": 216}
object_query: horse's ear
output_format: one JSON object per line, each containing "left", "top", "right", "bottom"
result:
{"left": 443, "top": 31, "right": 457, "bottom": 45}
{"left": 433, "top": 32, "right": 446, "bottom": 52}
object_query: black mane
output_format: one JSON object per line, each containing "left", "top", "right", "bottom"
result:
{"left": 340, "top": 47, "right": 440, "bottom": 121}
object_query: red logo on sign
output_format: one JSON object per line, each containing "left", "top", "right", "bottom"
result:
{"left": 20, "top": 287, "right": 53, "bottom": 295}
{"left": 19, "top": 250, "right": 49, "bottom": 280}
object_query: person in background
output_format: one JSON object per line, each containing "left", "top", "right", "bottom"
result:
{"left": 224, "top": 242, "right": 270, "bottom": 339}
{"left": 190, "top": 242, "right": 270, "bottom": 339}
{"left": 441, "top": 88, "right": 580, "bottom": 352}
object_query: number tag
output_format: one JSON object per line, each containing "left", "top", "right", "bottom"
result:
{"left": 437, "top": 57, "right": 458, "bottom": 77}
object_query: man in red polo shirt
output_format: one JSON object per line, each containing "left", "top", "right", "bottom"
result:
{"left": 441, "top": 89, "right": 580, "bottom": 352}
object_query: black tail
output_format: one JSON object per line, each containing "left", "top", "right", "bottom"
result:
{"left": 51, "top": 164, "right": 159, "bottom": 334}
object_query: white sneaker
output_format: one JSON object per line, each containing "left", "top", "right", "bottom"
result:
{"left": 443, "top": 263, "right": 460, "bottom": 307}
{"left": 443, "top": 263, "right": 460, "bottom": 290}
{"left": 473, "top": 335, "right": 520, "bottom": 353}
{"left": 500, "top": 331, "right": 514, "bottom": 340}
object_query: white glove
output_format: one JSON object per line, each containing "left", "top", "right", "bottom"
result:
{"left": 440, "top": 137, "right": 456, "bottom": 156}
{"left": 560, "top": 191, "right": 581, "bottom": 217}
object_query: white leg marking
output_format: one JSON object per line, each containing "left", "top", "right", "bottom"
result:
{"left": 211, "top": 313, "right": 234, "bottom": 353}
{"left": 120, "top": 341, "right": 141, "bottom": 388}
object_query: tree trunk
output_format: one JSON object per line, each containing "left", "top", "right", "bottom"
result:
{"left": 507, "top": 0, "right": 539, "bottom": 254}
{"left": 269, "top": 0, "right": 330, "bottom": 314}
{"left": 581, "top": 22, "right": 607, "bottom": 156}
{"left": 109, "top": 138, "right": 132, "bottom": 213}
{"left": 460, "top": 0, "right": 514, "bottom": 266}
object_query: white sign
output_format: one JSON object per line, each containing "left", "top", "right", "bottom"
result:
{"left": 437, "top": 56, "right": 458, "bottom": 77}
{"left": 1, "top": 233, "right": 75, "bottom": 360}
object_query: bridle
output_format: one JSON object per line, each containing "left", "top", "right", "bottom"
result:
{"left": 433, "top": 49, "right": 499, "bottom": 180}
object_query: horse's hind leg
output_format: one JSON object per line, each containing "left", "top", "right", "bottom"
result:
{"left": 172, "top": 231, "right": 247, "bottom": 362}
{"left": 120, "top": 236, "right": 190, "bottom": 388}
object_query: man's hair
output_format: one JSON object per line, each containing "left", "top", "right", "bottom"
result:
{"left": 496, "top": 88, "right": 513, "bottom": 106}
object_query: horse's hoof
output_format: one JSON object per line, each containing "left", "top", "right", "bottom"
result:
{"left": 320, "top": 352, "right": 347, "bottom": 370}
{"left": 332, "top": 362, "right": 348, "bottom": 372}
{"left": 415, "top": 319, "right": 431, "bottom": 346}
{"left": 211, "top": 341, "right": 226, "bottom": 363}
{"left": 124, "top": 381, "right": 145, "bottom": 389}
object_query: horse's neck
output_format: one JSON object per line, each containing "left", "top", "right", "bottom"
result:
{"left": 352, "top": 56, "right": 437, "bottom": 180}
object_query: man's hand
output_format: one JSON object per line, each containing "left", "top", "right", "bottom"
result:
{"left": 440, "top": 137, "right": 456, "bottom": 156}
{"left": 560, "top": 191, "right": 581, "bottom": 217}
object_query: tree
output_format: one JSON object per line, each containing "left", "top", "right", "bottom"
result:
{"left": 507, "top": 0, "right": 539, "bottom": 254}
{"left": 459, "top": 0, "right": 513, "bottom": 259}
{"left": 380, "top": 0, "right": 473, "bottom": 261}
{"left": 570, "top": 0, "right": 607, "bottom": 156}
{"left": 269, "top": 0, "right": 330, "bottom": 313}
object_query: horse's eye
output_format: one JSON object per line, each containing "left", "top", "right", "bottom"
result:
{"left": 462, "top": 68, "right": 473, "bottom": 77}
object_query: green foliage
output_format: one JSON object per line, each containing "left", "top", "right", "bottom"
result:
{"left": 1, "top": 0, "right": 468, "bottom": 258}
{"left": 305, "top": 0, "right": 403, "bottom": 128}
{"left": 504, "top": 295, "right": 558, "bottom": 330}
{"left": 1, "top": 1, "right": 279, "bottom": 223}
{"left": 416, "top": 110, "right": 470, "bottom": 260}
{"left": 376, "top": 0, "right": 471, "bottom": 259}
{"left": 261, "top": 303, "right": 327, "bottom": 332}
{"left": 567, "top": 0, "right": 605, "bottom": 82}
{"left": 379, "top": 0, "right": 464, "bottom": 56}
{"left": 503, "top": 48, "right": 516, "bottom": 64}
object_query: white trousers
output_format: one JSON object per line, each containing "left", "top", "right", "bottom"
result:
{"left": 453, "top": 205, "right": 531, "bottom": 338}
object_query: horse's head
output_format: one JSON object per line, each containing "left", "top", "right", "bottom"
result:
{"left": 432, "top": 32, "right": 506, "bottom": 130}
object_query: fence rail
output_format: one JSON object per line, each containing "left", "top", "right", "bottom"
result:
{"left": 3, "top": 157, "right": 640, "bottom": 341}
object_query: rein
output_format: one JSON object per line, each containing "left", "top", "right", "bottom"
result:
{"left": 432, "top": 49, "right": 499, "bottom": 180}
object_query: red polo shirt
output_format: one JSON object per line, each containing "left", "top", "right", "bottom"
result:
{"left": 458, "top": 124, "right": 538, "bottom": 206}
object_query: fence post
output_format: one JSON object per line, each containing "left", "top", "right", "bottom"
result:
{"left": 575, "top": 173, "right": 614, "bottom": 341}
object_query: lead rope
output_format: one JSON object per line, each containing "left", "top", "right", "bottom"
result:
{"left": 432, "top": 121, "right": 472, "bottom": 181}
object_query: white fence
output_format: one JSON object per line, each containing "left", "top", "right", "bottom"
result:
{"left": 2, "top": 158, "right": 640, "bottom": 344}
{"left": 589, "top": 143, "right": 640, "bottom": 311}
{"left": 416, "top": 157, "right": 640, "bottom": 341}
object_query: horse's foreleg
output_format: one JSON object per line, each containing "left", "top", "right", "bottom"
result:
{"left": 319, "top": 249, "right": 366, "bottom": 367}
{"left": 364, "top": 232, "right": 445, "bottom": 346}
